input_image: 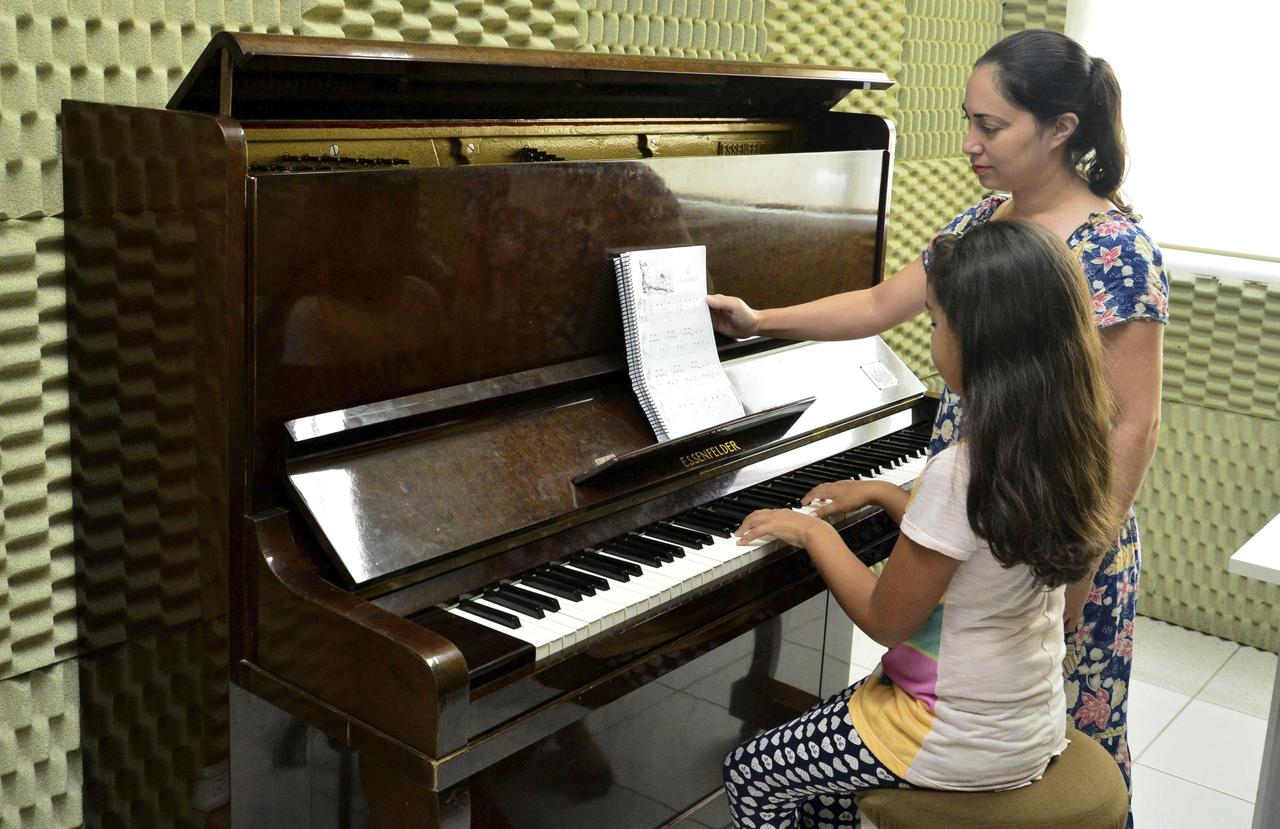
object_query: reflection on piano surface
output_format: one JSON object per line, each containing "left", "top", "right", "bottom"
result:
{"left": 63, "top": 33, "right": 935, "bottom": 828}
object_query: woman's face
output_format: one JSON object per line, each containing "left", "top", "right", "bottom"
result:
{"left": 927, "top": 289, "right": 963, "bottom": 395}
{"left": 962, "top": 63, "right": 1067, "bottom": 193}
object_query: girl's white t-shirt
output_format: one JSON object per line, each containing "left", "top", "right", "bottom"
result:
{"left": 848, "top": 444, "right": 1070, "bottom": 790}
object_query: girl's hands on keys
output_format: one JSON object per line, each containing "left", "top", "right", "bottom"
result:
{"left": 735, "top": 509, "right": 830, "bottom": 548}
{"left": 803, "top": 480, "right": 880, "bottom": 520}
{"left": 707, "top": 294, "right": 760, "bottom": 339}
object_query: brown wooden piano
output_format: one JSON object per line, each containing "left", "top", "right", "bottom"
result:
{"left": 63, "top": 33, "right": 936, "bottom": 828}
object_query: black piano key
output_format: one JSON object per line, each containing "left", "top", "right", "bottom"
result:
{"left": 700, "top": 502, "right": 753, "bottom": 523}
{"left": 760, "top": 480, "right": 809, "bottom": 498}
{"left": 582, "top": 551, "right": 642, "bottom": 577}
{"left": 570, "top": 555, "right": 632, "bottom": 582}
{"left": 747, "top": 486, "right": 793, "bottom": 504}
{"left": 733, "top": 491, "right": 791, "bottom": 509}
{"left": 672, "top": 513, "right": 733, "bottom": 537}
{"left": 482, "top": 589, "right": 545, "bottom": 619}
{"left": 612, "top": 536, "right": 674, "bottom": 562}
{"left": 827, "top": 458, "right": 878, "bottom": 477}
{"left": 535, "top": 567, "right": 597, "bottom": 596}
{"left": 548, "top": 564, "right": 608, "bottom": 592}
{"left": 810, "top": 459, "right": 864, "bottom": 477}
{"left": 520, "top": 574, "right": 584, "bottom": 602}
{"left": 500, "top": 584, "right": 560, "bottom": 612}
{"left": 623, "top": 534, "right": 685, "bottom": 558}
{"left": 601, "top": 546, "right": 666, "bottom": 568}
{"left": 458, "top": 600, "right": 521, "bottom": 629}
{"left": 840, "top": 454, "right": 885, "bottom": 472}
{"left": 853, "top": 445, "right": 901, "bottom": 464}
{"left": 646, "top": 523, "right": 711, "bottom": 547}
{"left": 784, "top": 471, "right": 834, "bottom": 487}
{"left": 875, "top": 436, "right": 919, "bottom": 452}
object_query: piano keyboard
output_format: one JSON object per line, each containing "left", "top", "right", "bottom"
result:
{"left": 444, "top": 423, "right": 931, "bottom": 661}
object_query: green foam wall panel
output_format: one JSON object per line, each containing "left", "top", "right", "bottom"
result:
{"left": 302, "top": 0, "right": 584, "bottom": 49}
{"left": 0, "top": 2, "right": 303, "bottom": 220}
{"left": 1137, "top": 398, "right": 1280, "bottom": 652}
{"left": 881, "top": 155, "right": 986, "bottom": 381}
{"left": 1001, "top": 0, "right": 1066, "bottom": 34}
{"left": 0, "top": 659, "right": 81, "bottom": 829}
{"left": 78, "top": 621, "right": 220, "bottom": 828}
{"left": 580, "top": 0, "right": 770, "bottom": 57}
{"left": 1163, "top": 273, "right": 1280, "bottom": 421}
{"left": 0, "top": 217, "right": 75, "bottom": 683}
{"left": 895, "top": 0, "right": 999, "bottom": 159}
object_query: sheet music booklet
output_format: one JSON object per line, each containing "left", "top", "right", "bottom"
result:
{"left": 613, "top": 245, "right": 745, "bottom": 442}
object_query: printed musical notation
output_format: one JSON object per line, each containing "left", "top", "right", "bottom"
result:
{"left": 614, "top": 245, "right": 745, "bottom": 441}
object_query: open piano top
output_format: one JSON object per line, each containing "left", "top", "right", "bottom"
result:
{"left": 63, "top": 33, "right": 934, "bottom": 828}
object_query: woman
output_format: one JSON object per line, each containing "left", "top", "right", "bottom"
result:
{"left": 709, "top": 29, "right": 1166, "bottom": 824}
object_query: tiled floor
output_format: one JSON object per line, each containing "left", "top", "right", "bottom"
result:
{"left": 849, "top": 615, "right": 1276, "bottom": 828}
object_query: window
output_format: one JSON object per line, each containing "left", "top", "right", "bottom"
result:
{"left": 1066, "top": 2, "right": 1280, "bottom": 261}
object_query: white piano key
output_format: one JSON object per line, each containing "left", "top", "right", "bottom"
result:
{"left": 549, "top": 568, "right": 642, "bottom": 631}
{"left": 595, "top": 553, "right": 683, "bottom": 604}
{"left": 559, "top": 564, "right": 651, "bottom": 620}
{"left": 516, "top": 581, "right": 630, "bottom": 641}
{"left": 472, "top": 596, "right": 583, "bottom": 646}
{"left": 633, "top": 534, "right": 727, "bottom": 585}
{"left": 445, "top": 605, "right": 556, "bottom": 661}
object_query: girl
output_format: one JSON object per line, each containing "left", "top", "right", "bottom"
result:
{"left": 710, "top": 31, "right": 1166, "bottom": 818}
{"left": 722, "top": 220, "right": 1117, "bottom": 828}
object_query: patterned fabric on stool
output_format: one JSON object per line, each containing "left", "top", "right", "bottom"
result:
{"left": 855, "top": 728, "right": 1128, "bottom": 829}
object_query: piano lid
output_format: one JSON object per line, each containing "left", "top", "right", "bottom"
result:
{"left": 167, "top": 33, "right": 893, "bottom": 121}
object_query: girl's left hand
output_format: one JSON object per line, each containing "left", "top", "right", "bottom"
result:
{"left": 735, "top": 509, "right": 824, "bottom": 548}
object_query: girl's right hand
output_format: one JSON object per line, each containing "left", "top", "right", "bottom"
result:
{"left": 707, "top": 294, "right": 760, "bottom": 338}
{"left": 803, "top": 480, "right": 881, "bottom": 519}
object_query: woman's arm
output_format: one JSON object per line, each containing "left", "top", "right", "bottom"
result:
{"left": 708, "top": 256, "right": 928, "bottom": 341}
{"left": 1064, "top": 319, "right": 1164, "bottom": 629}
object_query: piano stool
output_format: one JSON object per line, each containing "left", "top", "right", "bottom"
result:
{"left": 855, "top": 727, "right": 1128, "bottom": 829}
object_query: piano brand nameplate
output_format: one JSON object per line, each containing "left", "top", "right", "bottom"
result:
{"left": 570, "top": 397, "right": 815, "bottom": 488}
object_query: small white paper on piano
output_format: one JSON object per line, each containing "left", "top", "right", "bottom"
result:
{"left": 614, "top": 245, "right": 745, "bottom": 441}
{"left": 860, "top": 360, "right": 899, "bottom": 390}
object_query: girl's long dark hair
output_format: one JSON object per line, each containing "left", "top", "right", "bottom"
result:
{"left": 928, "top": 221, "right": 1116, "bottom": 588}
{"left": 977, "top": 29, "right": 1130, "bottom": 211}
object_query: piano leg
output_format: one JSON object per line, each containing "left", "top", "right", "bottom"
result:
{"left": 359, "top": 754, "right": 471, "bottom": 829}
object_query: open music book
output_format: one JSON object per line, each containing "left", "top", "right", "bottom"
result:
{"left": 613, "top": 245, "right": 745, "bottom": 442}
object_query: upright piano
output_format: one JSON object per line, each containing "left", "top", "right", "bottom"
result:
{"left": 63, "top": 34, "right": 934, "bottom": 828}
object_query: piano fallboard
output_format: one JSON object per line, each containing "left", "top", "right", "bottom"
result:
{"left": 287, "top": 337, "right": 923, "bottom": 588}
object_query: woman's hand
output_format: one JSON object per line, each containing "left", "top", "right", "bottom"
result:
{"left": 707, "top": 294, "right": 760, "bottom": 339}
{"left": 802, "top": 480, "right": 883, "bottom": 520}
{"left": 735, "top": 508, "right": 833, "bottom": 548}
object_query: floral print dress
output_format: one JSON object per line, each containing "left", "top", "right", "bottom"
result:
{"left": 922, "top": 194, "right": 1169, "bottom": 819}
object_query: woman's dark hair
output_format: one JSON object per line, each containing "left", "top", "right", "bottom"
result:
{"left": 927, "top": 221, "right": 1116, "bottom": 588}
{"left": 977, "top": 29, "right": 1130, "bottom": 211}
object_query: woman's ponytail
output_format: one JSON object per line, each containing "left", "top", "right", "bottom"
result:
{"left": 1077, "top": 56, "right": 1128, "bottom": 209}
